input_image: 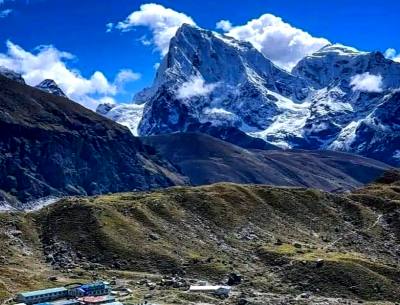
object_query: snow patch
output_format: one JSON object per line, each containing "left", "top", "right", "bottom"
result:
{"left": 249, "top": 94, "right": 311, "bottom": 148}
{"left": 329, "top": 121, "right": 360, "bottom": 151}
{"left": 104, "top": 103, "right": 145, "bottom": 136}
{"left": 0, "top": 202, "right": 16, "bottom": 212}
{"left": 200, "top": 107, "right": 241, "bottom": 127}
{"left": 25, "top": 196, "right": 61, "bottom": 211}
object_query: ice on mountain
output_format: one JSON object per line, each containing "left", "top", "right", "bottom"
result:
{"left": 97, "top": 103, "right": 145, "bottom": 136}
{"left": 35, "top": 79, "right": 66, "bottom": 97}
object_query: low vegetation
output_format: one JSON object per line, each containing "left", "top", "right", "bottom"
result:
{"left": 1, "top": 171, "right": 400, "bottom": 304}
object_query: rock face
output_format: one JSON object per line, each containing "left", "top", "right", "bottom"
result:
{"left": 35, "top": 79, "right": 67, "bottom": 97}
{"left": 0, "top": 66, "right": 25, "bottom": 84}
{"left": 98, "top": 26, "right": 399, "bottom": 166}
{"left": 0, "top": 75, "right": 185, "bottom": 209}
{"left": 136, "top": 23, "right": 309, "bottom": 135}
{"left": 292, "top": 44, "right": 400, "bottom": 165}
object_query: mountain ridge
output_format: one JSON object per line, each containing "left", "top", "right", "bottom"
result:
{"left": 1, "top": 74, "right": 392, "bottom": 211}
{"left": 97, "top": 25, "right": 400, "bottom": 167}
{"left": 0, "top": 74, "right": 186, "bottom": 209}
{"left": 142, "top": 132, "right": 390, "bottom": 192}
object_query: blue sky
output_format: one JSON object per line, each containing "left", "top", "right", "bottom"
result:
{"left": 0, "top": 0, "right": 399, "bottom": 108}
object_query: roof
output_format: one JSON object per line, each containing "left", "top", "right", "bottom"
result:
{"left": 19, "top": 288, "right": 67, "bottom": 298}
{"left": 189, "top": 285, "right": 231, "bottom": 291}
{"left": 77, "top": 296, "right": 115, "bottom": 303}
{"left": 52, "top": 300, "right": 81, "bottom": 305}
{"left": 79, "top": 282, "right": 108, "bottom": 291}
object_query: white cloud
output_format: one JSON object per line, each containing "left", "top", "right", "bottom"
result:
{"left": 216, "top": 20, "right": 232, "bottom": 32}
{"left": 115, "top": 3, "right": 196, "bottom": 55}
{"left": 98, "top": 96, "right": 117, "bottom": 105}
{"left": 115, "top": 69, "right": 141, "bottom": 87}
{"left": 384, "top": 48, "right": 400, "bottom": 63}
{"left": 114, "top": 4, "right": 329, "bottom": 69}
{"left": 350, "top": 72, "right": 383, "bottom": 93}
{"left": 0, "top": 8, "right": 12, "bottom": 18}
{"left": 177, "top": 75, "right": 217, "bottom": 99}
{"left": 219, "top": 14, "right": 329, "bottom": 70}
{"left": 105, "top": 22, "right": 114, "bottom": 33}
{"left": 0, "top": 41, "right": 140, "bottom": 109}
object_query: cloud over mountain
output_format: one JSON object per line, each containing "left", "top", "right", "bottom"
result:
{"left": 176, "top": 75, "right": 218, "bottom": 99}
{"left": 350, "top": 72, "right": 383, "bottom": 93}
{"left": 114, "top": 3, "right": 329, "bottom": 70}
{"left": 385, "top": 48, "right": 400, "bottom": 63}
{"left": 219, "top": 14, "right": 330, "bottom": 70}
{"left": 0, "top": 41, "right": 140, "bottom": 108}
{"left": 116, "top": 3, "right": 196, "bottom": 55}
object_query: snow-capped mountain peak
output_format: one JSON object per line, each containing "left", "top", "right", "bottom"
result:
{"left": 35, "top": 79, "right": 67, "bottom": 97}
{"left": 311, "top": 43, "right": 365, "bottom": 57}
{"left": 101, "top": 24, "right": 400, "bottom": 167}
{"left": 134, "top": 23, "right": 310, "bottom": 136}
{"left": 293, "top": 43, "right": 400, "bottom": 90}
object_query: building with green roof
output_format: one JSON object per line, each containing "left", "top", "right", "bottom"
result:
{"left": 17, "top": 287, "right": 68, "bottom": 304}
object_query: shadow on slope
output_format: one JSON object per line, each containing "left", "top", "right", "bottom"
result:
{"left": 142, "top": 132, "right": 391, "bottom": 192}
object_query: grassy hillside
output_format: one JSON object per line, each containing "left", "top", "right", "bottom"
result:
{"left": 1, "top": 171, "right": 400, "bottom": 304}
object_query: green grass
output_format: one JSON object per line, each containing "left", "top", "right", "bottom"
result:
{"left": 1, "top": 180, "right": 400, "bottom": 303}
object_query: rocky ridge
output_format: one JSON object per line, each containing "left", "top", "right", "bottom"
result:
{"left": 97, "top": 26, "right": 400, "bottom": 166}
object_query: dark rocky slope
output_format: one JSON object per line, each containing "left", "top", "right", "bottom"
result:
{"left": 0, "top": 75, "right": 185, "bottom": 209}
{"left": 142, "top": 132, "right": 391, "bottom": 192}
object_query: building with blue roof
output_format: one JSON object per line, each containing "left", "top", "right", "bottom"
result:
{"left": 68, "top": 282, "right": 111, "bottom": 297}
{"left": 17, "top": 287, "right": 68, "bottom": 305}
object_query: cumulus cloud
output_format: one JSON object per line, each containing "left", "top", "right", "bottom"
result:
{"left": 384, "top": 48, "right": 400, "bottom": 63}
{"left": 113, "top": 4, "right": 330, "bottom": 69}
{"left": 115, "top": 69, "right": 141, "bottom": 87}
{"left": 0, "top": 8, "right": 12, "bottom": 18}
{"left": 216, "top": 20, "right": 232, "bottom": 32}
{"left": 219, "top": 14, "right": 329, "bottom": 70}
{"left": 177, "top": 75, "right": 217, "bottom": 99}
{"left": 115, "top": 3, "right": 196, "bottom": 55}
{"left": 350, "top": 72, "right": 383, "bottom": 93}
{"left": 0, "top": 41, "right": 140, "bottom": 109}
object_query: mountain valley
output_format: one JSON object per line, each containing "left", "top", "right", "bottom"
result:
{"left": 0, "top": 14, "right": 399, "bottom": 305}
